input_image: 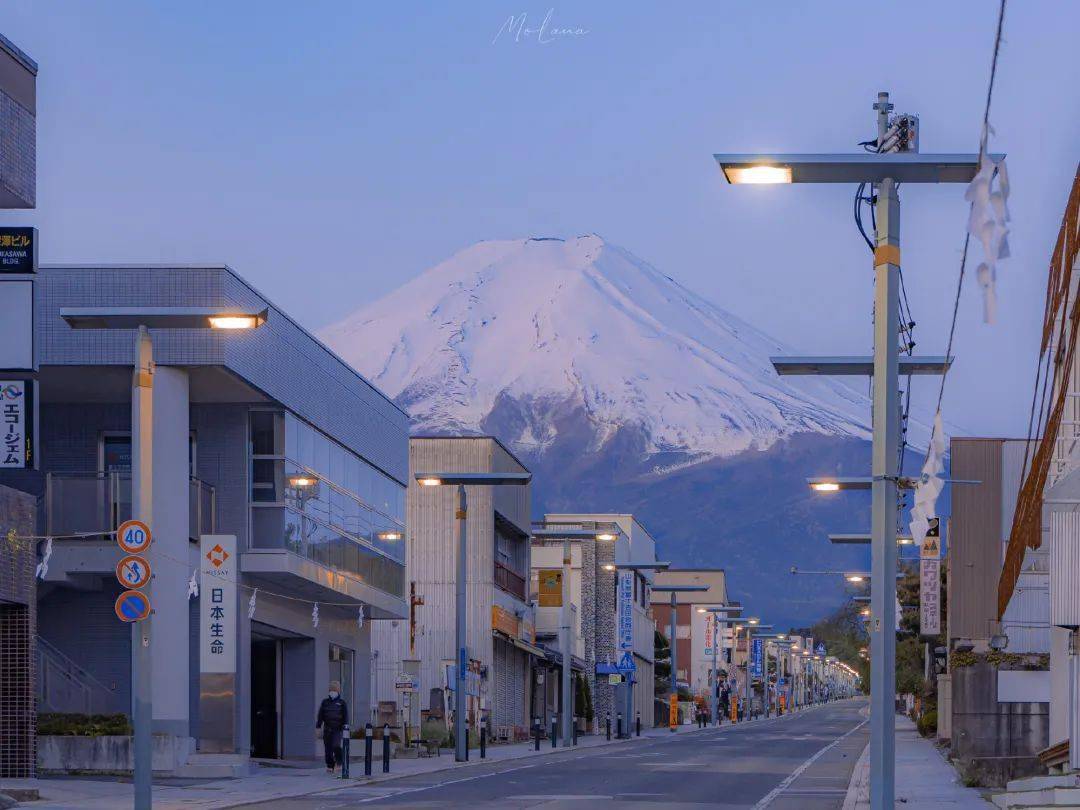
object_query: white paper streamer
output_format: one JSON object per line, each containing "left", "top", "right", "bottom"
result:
{"left": 312, "top": 602, "right": 320, "bottom": 629}
{"left": 964, "top": 137, "right": 1010, "bottom": 324}
{"left": 248, "top": 588, "right": 258, "bottom": 619}
{"left": 35, "top": 536, "right": 53, "bottom": 580}
{"left": 910, "top": 410, "right": 947, "bottom": 549}
{"left": 357, "top": 604, "right": 365, "bottom": 630}
{"left": 187, "top": 568, "right": 199, "bottom": 599}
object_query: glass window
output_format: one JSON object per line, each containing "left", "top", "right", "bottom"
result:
{"left": 250, "top": 411, "right": 280, "bottom": 456}
{"left": 251, "top": 459, "right": 282, "bottom": 503}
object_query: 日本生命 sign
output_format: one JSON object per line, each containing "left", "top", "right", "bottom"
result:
{"left": 200, "top": 535, "right": 237, "bottom": 675}
{"left": 0, "top": 381, "right": 32, "bottom": 468}
{"left": 117, "top": 519, "right": 152, "bottom": 554}
{"left": 0, "top": 227, "right": 37, "bottom": 274}
{"left": 617, "top": 570, "right": 634, "bottom": 652}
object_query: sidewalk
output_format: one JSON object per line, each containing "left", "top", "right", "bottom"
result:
{"left": 843, "top": 714, "right": 991, "bottom": 808}
{"left": 0, "top": 717, "right": 734, "bottom": 809}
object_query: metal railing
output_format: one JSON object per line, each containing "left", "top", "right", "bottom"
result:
{"left": 45, "top": 471, "right": 215, "bottom": 540}
{"left": 494, "top": 560, "right": 527, "bottom": 600}
{"left": 36, "top": 637, "right": 119, "bottom": 715}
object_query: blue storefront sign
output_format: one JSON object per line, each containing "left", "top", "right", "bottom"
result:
{"left": 751, "top": 637, "right": 763, "bottom": 678}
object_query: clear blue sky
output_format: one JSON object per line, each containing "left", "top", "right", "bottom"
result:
{"left": 4, "top": 1, "right": 1077, "bottom": 438}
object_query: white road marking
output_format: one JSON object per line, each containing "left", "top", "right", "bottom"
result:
{"left": 751, "top": 719, "right": 868, "bottom": 810}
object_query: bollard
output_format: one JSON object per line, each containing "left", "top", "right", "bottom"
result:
{"left": 480, "top": 720, "right": 487, "bottom": 759}
{"left": 534, "top": 718, "right": 540, "bottom": 751}
{"left": 572, "top": 716, "right": 578, "bottom": 746}
{"left": 636, "top": 711, "right": 641, "bottom": 737}
{"left": 364, "top": 723, "right": 373, "bottom": 777}
{"left": 617, "top": 712, "right": 622, "bottom": 740}
{"left": 465, "top": 719, "right": 470, "bottom": 761}
{"left": 341, "top": 725, "right": 351, "bottom": 779}
{"left": 550, "top": 716, "right": 557, "bottom": 748}
{"left": 606, "top": 713, "right": 611, "bottom": 741}
{"left": 382, "top": 723, "right": 390, "bottom": 773}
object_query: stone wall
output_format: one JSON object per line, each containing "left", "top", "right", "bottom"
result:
{"left": 0, "top": 483, "right": 37, "bottom": 777}
{"left": 950, "top": 662, "right": 1048, "bottom": 786}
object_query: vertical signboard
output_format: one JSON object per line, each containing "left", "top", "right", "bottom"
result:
{"left": 199, "top": 535, "right": 237, "bottom": 752}
{"left": 0, "top": 380, "right": 33, "bottom": 468}
{"left": 751, "top": 637, "right": 763, "bottom": 678}
{"left": 617, "top": 570, "right": 634, "bottom": 652}
{"left": 537, "top": 569, "right": 562, "bottom": 607}
{"left": 920, "top": 518, "right": 941, "bottom": 636}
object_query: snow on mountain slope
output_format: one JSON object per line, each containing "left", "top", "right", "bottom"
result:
{"left": 321, "top": 235, "right": 872, "bottom": 462}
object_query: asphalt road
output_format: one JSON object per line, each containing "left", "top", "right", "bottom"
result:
{"left": 244, "top": 698, "right": 869, "bottom": 809}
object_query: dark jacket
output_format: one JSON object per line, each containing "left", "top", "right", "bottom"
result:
{"left": 316, "top": 696, "right": 348, "bottom": 730}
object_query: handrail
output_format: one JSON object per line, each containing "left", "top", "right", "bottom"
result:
{"left": 37, "top": 636, "right": 117, "bottom": 696}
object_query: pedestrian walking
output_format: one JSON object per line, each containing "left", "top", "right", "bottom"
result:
{"left": 316, "top": 680, "right": 349, "bottom": 775}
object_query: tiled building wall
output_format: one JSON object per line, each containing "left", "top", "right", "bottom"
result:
{"left": 0, "top": 484, "right": 36, "bottom": 777}
{"left": 592, "top": 539, "right": 618, "bottom": 729}
{"left": 0, "top": 35, "right": 35, "bottom": 210}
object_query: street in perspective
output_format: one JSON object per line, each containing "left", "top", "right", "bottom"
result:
{"left": 0, "top": 2, "right": 1077, "bottom": 809}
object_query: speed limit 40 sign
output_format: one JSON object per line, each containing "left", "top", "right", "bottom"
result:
{"left": 117, "top": 520, "right": 152, "bottom": 554}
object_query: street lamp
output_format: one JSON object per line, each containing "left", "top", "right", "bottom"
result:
{"left": 415, "top": 471, "right": 531, "bottom": 761}
{"left": 651, "top": 584, "right": 709, "bottom": 731}
{"left": 531, "top": 522, "right": 622, "bottom": 747}
{"left": 716, "top": 94, "right": 996, "bottom": 807}
{"left": 62, "top": 306, "right": 264, "bottom": 810}
{"left": 700, "top": 606, "right": 742, "bottom": 724}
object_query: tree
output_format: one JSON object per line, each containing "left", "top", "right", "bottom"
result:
{"left": 791, "top": 599, "right": 870, "bottom": 691}
{"left": 654, "top": 629, "right": 671, "bottom": 696}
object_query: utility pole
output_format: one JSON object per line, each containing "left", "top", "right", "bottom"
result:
{"left": 560, "top": 537, "right": 573, "bottom": 747}
{"left": 131, "top": 326, "right": 153, "bottom": 810}
{"left": 869, "top": 90, "right": 901, "bottom": 810}
{"left": 455, "top": 485, "right": 468, "bottom": 762}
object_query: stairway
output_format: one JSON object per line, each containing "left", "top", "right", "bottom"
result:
{"left": 992, "top": 775, "right": 1080, "bottom": 808}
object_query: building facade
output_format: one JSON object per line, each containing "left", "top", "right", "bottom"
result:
{"left": 534, "top": 513, "right": 658, "bottom": 732}
{"left": 947, "top": 437, "right": 1050, "bottom": 785}
{"left": 0, "top": 33, "right": 35, "bottom": 209}
{"left": 371, "top": 436, "right": 540, "bottom": 742}
{"left": 649, "top": 568, "right": 729, "bottom": 699}
{"left": 0, "top": 264, "right": 408, "bottom": 771}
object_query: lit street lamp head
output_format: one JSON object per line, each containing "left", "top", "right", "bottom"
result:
{"left": 413, "top": 472, "right": 531, "bottom": 487}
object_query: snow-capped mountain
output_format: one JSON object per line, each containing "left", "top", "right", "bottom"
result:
{"left": 323, "top": 234, "right": 871, "bottom": 468}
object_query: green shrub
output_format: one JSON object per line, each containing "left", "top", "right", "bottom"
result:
{"left": 38, "top": 713, "right": 131, "bottom": 736}
{"left": 917, "top": 710, "right": 937, "bottom": 737}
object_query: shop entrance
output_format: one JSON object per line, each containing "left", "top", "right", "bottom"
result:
{"left": 250, "top": 634, "right": 279, "bottom": 758}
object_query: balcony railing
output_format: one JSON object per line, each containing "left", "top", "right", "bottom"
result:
{"left": 45, "top": 471, "right": 215, "bottom": 541}
{"left": 494, "top": 560, "right": 527, "bottom": 601}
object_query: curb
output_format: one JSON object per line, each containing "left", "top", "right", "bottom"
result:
{"left": 841, "top": 742, "right": 870, "bottom": 810}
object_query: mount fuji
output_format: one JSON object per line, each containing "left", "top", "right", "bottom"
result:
{"left": 323, "top": 235, "right": 902, "bottom": 626}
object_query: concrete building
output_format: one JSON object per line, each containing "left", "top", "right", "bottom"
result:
{"left": 648, "top": 569, "right": 729, "bottom": 699}
{"left": 532, "top": 514, "right": 658, "bottom": 733}
{"left": 0, "top": 33, "right": 35, "bottom": 209}
{"left": 0, "top": 31, "right": 36, "bottom": 780}
{"left": 371, "top": 436, "right": 540, "bottom": 742}
{"left": 0, "top": 264, "right": 408, "bottom": 772}
{"left": 946, "top": 437, "right": 1049, "bottom": 785}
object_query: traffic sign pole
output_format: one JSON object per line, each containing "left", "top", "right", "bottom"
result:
{"left": 131, "top": 326, "right": 154, "bottom": 810}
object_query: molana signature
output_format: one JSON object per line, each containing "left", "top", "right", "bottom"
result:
{"left": 493, "top": 9, "right": 589, "bottom": 45}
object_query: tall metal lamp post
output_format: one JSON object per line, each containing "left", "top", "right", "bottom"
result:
{"left": 62, "top": 307, "right": 266, "bottom": 809}
{"left": 715, "top": 92, "right": 994, "bottom": 809}
{"left": 414, "top": 471, "right": 531, "bottom": 762}
{"left": 698, "top": 606, "right": 741, "bottom": 724}
{"left": 651, "top": 584, "right": 708, "bottom": 730}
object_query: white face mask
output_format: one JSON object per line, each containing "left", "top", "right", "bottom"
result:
{"left": 329, "top": 691, "right": 339, "bottom": 699}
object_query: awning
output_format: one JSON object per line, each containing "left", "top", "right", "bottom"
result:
{"left": 493, "top": 629, "right": 546, "bottom": 658}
